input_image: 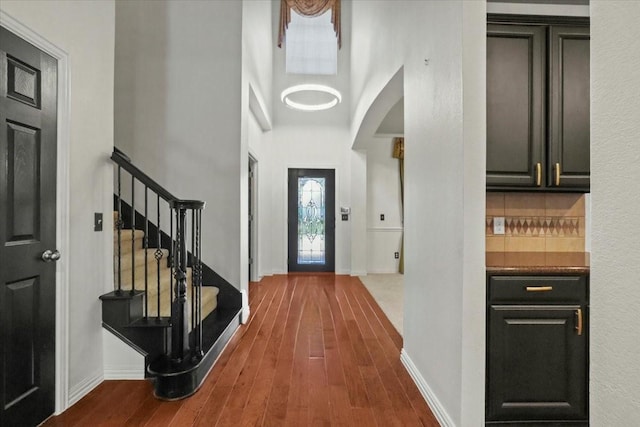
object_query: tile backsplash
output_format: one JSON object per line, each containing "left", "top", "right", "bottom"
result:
{"left": 486, "top": 193, "right": 586, "bottom": 252}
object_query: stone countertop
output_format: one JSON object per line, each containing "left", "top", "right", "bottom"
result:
{"left": 486, "top": 252, "right": 590, "bottom": 274}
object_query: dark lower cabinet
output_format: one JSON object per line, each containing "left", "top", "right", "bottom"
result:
{"left": 486, "top": 275, "right": 589, "bottom": 425}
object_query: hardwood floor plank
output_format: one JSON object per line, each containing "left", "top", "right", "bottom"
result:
{"left": 307, "top": 358, "right": 331, "bottom": 426}
{"left": 194, "top": 276, "right": 286, "bottom": 426}
{"left": 45, "top": 274, "right": 440, "bottom": 427}
{"left": 351, "top": 277, "right": 440, "bottom": 426}
{"left": 320, "top": 280, "right": 370, "bottom": 408}
{"left": 341, "top": 278, "right": 424, "bottom": 426}
{"left": 238, "top": 276, "right": 297, "bottom": 427}
{"left": 283, "top": 292, "right": 313, "bottom": 426}
{"left": 142, "top": 399, "right": 182, "bottom": 426}
{"left": 215, "top": 279, "right": 288, "bottom": 426}
{"left": 170, "top": 276, "right": 278, "bottom": 426}
{"left": 261, "top": 277, "right": 306, "bottom": 426}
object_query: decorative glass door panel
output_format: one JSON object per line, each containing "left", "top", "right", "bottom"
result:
{"left": 288, "top": 169, "right": 335, "bottom": 272}
{"left": 297, "top": 177, "right": 326, "bottom": 264}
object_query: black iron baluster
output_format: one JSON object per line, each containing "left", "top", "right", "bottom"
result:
{"left": 170, "top": 211, "right": 174, "bottom": 269}
{"left": 117, "top": 166, "right": 122, "bottom": 294}
{"left": 131, "top": 176, "right": 136, "bottom": 295}
{"left": 144, "top": 186, "right": 149, "bottom": 318}
{"left": 155, "top": 194, "right": 162, "bottom": 320}
{"left": 170, "top": 207, "right": 173, "bottom": 304}
{"left": 195, "top": 208, "right": 203, "bottom": 357}
{"left": 191, "top": 209, "right": 195, "bottom": 331}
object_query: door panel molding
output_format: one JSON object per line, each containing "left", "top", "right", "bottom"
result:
{"left": 1, "top": 11, "right": 71, "bottom": 415}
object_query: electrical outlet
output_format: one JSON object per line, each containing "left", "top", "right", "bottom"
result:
{"left": 380, "top": 214, "right": 385, "bottom": 221}
{"left": 394, "top": 252, "right": 399, "bottom": 259}
{"left": 493, "top": 217, "right": 505, "bottom": 235}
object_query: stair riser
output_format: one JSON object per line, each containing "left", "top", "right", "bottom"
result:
{"left": 116, "top": 268, "right": 194, "bottom": 293}
{"left": 114, "top": 236, "right": 145, "bottom": 255}
{"left": 144, "top": 288, "right": 218, "bottom": 329}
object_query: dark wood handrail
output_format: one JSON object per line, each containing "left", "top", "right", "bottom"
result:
{"left": 111, "top": 148, "right": 203, "bottom": 209}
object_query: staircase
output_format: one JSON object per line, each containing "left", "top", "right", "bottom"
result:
{"left": 112, "top": 212, "right": 219, "bottom": 328}
{"left": 100, "top": 149, "right": 242, "bottom": 400}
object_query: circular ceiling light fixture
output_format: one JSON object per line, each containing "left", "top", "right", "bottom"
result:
{"left": 281, "top": 84, "right": 342, "bottom": 111}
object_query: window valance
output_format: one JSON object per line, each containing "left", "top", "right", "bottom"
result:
{"left": 278, "top": 0, "right": 341, "bottom": 49}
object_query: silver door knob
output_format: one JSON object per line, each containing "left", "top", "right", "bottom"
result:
{"left": 42, "top": 249, "right": 61, "bottom": 262}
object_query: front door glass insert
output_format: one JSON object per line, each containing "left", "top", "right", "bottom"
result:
{"left": 297, "top": 177, "right": 325, "bottom": 264}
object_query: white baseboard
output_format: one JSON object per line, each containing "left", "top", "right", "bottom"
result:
{"left": 400, "top": 349, "right": 456, "bottom": 427}
{"left": 241, "top": 289, "right": 250, "bottom": 324}
{"left": 68, "top": 370, "right": 103, "bottom": 408}
{"left": 367, "top": 269, "right": 400, "bottom": 274}
{"left": 351, "top": 270, "right": 367, "bottom": 276}
{"left": 104, "top": 369, "right": 145, "bottom": 380}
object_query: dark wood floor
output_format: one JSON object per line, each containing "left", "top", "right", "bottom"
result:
{"left": 44, "top": 275, "right": 439, "bottom": 426}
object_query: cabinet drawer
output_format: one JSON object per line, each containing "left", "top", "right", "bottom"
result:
{"left": 489, "top": 275, "right": 587, "bottom": 302}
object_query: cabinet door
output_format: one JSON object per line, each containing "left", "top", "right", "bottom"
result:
{"left": 549, "top": 26, "right": 590, "bottom": 189}
{"left": 487, "top": 25, "right": 545, "bottom": 188}
{"left": 487, "top": 304, "right": 588, "bottom": 422}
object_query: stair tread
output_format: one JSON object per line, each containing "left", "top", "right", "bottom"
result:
{"left": 99, "top": 290, "right": 145, "bottom": 300}
{"left": 127, "top": 317, "right": 172, "bottom": 328}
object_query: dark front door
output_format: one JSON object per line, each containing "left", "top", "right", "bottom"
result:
{"left": 0, "top": 26, "right": 58, "bottom": 427}
{"left": 287, "top": 169, "right": 335, "bottom": 272}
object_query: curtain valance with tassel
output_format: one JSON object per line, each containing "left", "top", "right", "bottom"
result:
{"left": 278, "top": 0, "right": 341, "bottom": 49}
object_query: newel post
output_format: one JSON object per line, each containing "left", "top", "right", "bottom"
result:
{"left": 171, "top": 204, "right": 190, "bottom": 362}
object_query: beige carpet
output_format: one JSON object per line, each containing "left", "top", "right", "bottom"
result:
{"left": 358, "top": 274, "right": 403, "bottom": 336}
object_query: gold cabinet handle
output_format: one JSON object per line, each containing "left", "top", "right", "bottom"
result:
{"left": 526, "top": 286, "right": 553, "bottom": 292}
{"left": 555, "top": 162, "right": 561, "bottom": 186}
{"left": 575, "top": 308, "right": 583, "bottom": 336}
{"left": 536, "top": 162, "right": 542, "bottom": 186}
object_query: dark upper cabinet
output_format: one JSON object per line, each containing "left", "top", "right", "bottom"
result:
{"left": 549, "top": 26, "right": 590, "bottom": 189}
{"left": 487, "top": 18, "right": 590, "bottom": 192}
{"left": 487, "top": 24, "right": 545, "bottom": 188}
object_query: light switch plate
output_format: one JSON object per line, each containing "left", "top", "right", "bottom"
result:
{"left": 493, "top": 217, "right": 505, "bottom": 235}
{"left": 94, "top": 212, "right": 103, "bottom": 232}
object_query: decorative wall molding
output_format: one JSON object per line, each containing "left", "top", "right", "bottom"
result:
{"left": 367, "top": 227, "right": 403, "bottom": 232}
{"left": 401, "top": 349, "right": 456, "bottom": 427}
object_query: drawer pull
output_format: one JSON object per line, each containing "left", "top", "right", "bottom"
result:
{"left": 526, "top": 286, "right": 553, "bottom": 292}
{"left": 575, "top": 308, "right": 583, "bottom": 336}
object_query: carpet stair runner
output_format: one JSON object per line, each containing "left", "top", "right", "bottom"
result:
{"left": 112, "top": 211, "right": 219, "bottom": 328}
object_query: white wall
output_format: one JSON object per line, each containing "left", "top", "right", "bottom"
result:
{"left": 350, "top": 1, "right": 486, "bottom": 425}
{"left": 1, "top": 0, "right": 115, "bottom": 407}
{"left": 264, "top": 125, "right": 353, "bottom": 275}
{"left": 367, "top": 139, "right": 402, "bottom": 273}
{"left": 114, "top": 1, "right": 244, "bottom": 288}
{"left": 242, "top": 0, "right": 273, "bottom": 291}
{"left": 258, "top": 0, "right": 353, "bottom": 276}
{"left": 590, "top": 2, "right": 640, "bottom": 424}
